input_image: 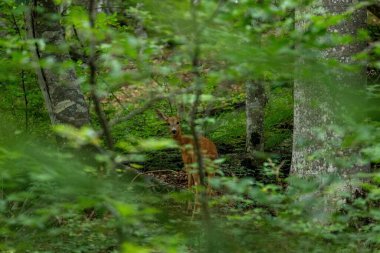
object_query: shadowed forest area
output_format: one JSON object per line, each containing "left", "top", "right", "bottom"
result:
{"left": 1, "top": 0, "right": 380, "bottom": 252}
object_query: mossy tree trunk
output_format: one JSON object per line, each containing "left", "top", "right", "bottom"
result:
{"left": 245, "top": 80, "right": 266, "bottom": 161}
{"left": 244, "top": 80, "right": 267, "bottom": 179}
{"left": 25, "top": 0, "right": 89, "bottom": 127}
{"left": 292, "top": 0, "right": 367, "bottom": 178}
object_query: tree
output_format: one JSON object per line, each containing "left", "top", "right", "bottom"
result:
{"left": 368, "top": 3, "right": 380, "bottom": 19}
{"left": 245, "top": 80, "right": 266, "bottom": 169}
{"left": 244, "top": 1, "right": 267, "bottom": 175}
{"left": 25, "top": 0, "right": 89, "bottom": 127}
{"left": 291, "top": 1, "right": 368, "bottom": 178}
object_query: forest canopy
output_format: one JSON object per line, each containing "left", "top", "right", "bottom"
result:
{"left": 0, "top": 0, "right": 380, "bottom": 252}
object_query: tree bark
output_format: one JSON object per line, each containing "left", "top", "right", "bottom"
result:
{"left": 368, "top": 4, "right": 380, "bottom": 19}
{"left": 25, "top": 0, "right": 89, "bottom": 127}
{"left": 245, "top": 0, "right": 267, "bottom": 171}
{"left": 245, "top": 81, "right": 266, "bottom": 158}
{"left": 292, "top": 0, "right": 368, "bottom": 177}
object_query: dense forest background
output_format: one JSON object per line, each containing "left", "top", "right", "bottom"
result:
{"left": 0, "top": 0, "right": 380, "bottom": 252}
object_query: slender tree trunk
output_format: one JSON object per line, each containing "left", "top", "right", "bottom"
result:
{"left": 25, "top": 0, "right": 89, "bottom": 127}
{"left": 245, "top": 0, "right": 267, "bottom": 173}
{"left": 245, "top": 80, "right": 266, "bottom": 158}
{"left": 88, "top": 0, "right": 114, "bottom": 150}
{"left": 292, "top": 1, "right": 368, "bottom": 177}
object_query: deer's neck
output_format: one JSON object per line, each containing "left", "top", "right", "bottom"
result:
{"left": 173, "top": 131, "right": 193, "bottom": 147}
{"left": 173, "top": 130, "right": 186, "bottom": 146}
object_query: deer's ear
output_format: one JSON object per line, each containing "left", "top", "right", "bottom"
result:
{"left": 155, "top": 109, "right": 168, "bottom": 121}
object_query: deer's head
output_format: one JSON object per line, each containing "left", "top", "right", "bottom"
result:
{"left": 156, "top": 109, "right": 182, "bottom": 137}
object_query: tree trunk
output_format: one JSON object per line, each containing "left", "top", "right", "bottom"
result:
{"left": 368, "top": 4, "right": 380, "bottom": 19}
{"left": 245, "top": 0, "right": 267, "bottom": 173}
{"left": 25, "top": 0, "right": 89, "bottom": 127}
{"left": 245, "top": 80, "right": 266, "bottom": 166}
{"left": 292, "top": 1, "right": 367, "bottom": 177}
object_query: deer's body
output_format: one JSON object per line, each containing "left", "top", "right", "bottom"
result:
{"left": 156, "top": 110, "right": 218, "bottom": 192}
{"left": 174, "top": 133, "right": 218, "bottom": 190}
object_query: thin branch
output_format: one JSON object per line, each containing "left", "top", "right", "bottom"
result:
{"left": 88, "top": 0, "right": 114, "bottom": 150}
{"left": 189, "top": 1, "right": 213, "bottom": 252}
{"left": 150, "top": 75, "right": 174, "bottom": 113}
{"left": 110, "top": 92, "right": 127, "bottom": 110}
{"left": 106, "top": 86, "right": 194, "bottom": 131}
{"left": 10, "top": 13, "right": 29, "bottom": 132}
{"left": 72, "top": 25, "right": 85, "bottom": 49}
{"left": 189, "top": 56, "right": 206, "bottom": 186}
{"left": 104, "top": 203, "right": 125, "bottom": 251}
{"left": 97, "top": 77, "right": 128, "bottom": 111}
{"left": 21, "top": 70, "right": 29, "bottom": 132}
{"left": 109, "top": 96, "right": 161, "bottom": 126}
{"left": 11, "top": 13, "right": 22, "bottom": 38}
{"left": 25, "top": 3, "right": 56, "bottom": 124}
{"left": 189, "top": 0, "right": 206, "bottom": 188}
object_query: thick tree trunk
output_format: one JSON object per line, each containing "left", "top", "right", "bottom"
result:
{"left": 25, "top": 0, "right": 89, "bottom": 127}
{"left": 292, "top": 0, "right": 367, "bottom": 177}
{"left": 245, "top": 80, "right": 266, "bottom": 161}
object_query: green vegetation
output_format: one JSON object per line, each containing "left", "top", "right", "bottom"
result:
{"left": 0, "top": 0, "right": 380, "bottom": 252}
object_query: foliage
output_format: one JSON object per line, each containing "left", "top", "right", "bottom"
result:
{"left": 1, "top": 124, "right": 380, "bottom": 252}
{"left": 0, "top": 0, "right": 379, "bottom": 252}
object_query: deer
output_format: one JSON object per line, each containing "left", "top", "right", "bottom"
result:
{"left": 155, "top": 109, "right": 218, "bottom": 208}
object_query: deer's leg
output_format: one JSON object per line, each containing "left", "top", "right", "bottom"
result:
{"left": 190, "top": 174, "right": 200, "bottom": 220}
{"left": 192, "top": 173, "right": 201, "bottom": 214}
{"left": 186, "top": 166, "right": 194, "bottom": 189}
{"left": 205, "top": 158, "right": 216, "bottom": 196}
{"left": 185, "top": 165, "right": 194, "bottom": 211}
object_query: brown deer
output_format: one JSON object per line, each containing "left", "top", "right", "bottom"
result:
{"left": 155, "top": 109, "right": 218, "bottom": 198}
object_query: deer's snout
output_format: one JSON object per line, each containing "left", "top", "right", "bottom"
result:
{"left": 171, "top": 129, "right": 177, "bottom": 134}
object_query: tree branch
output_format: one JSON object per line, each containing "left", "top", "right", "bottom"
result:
{"left": 25, "top": 3, "right": 56, "bottom": 125}
{"left": 88, "top": 0, "right": 114, "bottom": 150}
{"left": 188, "top": 1, "right": 213, "bottom": 252}
{"left": 21, "top": 70, "right": 29, "bottom": 132}
{"left": 105, "top": 86, "right": 195, "bottom": 131}
{"left": 10, "top": 13, "right": 29, "bottom": 132}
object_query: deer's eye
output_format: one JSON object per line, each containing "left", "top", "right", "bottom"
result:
{"left": 167, "top": 123, "right": 170, "bottom": 126}
{"left": 177, "top": 122, "right": 179, "bottom": 124}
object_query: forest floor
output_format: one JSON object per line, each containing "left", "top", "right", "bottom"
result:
{"left": 146, "top": 170, "right": 188, "bottom": 189}
{"left": 143, "top": 137, "right": 292, "bottom": 190}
